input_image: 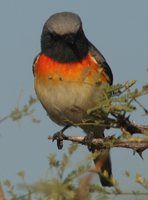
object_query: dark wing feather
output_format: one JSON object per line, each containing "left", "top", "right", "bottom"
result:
{"left": 88, "top": 42, "right": 113, "bottom": 85}
{"left": 32, "top": 54, "right": 40, "bottom": 76}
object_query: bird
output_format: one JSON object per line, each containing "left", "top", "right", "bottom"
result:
{"left": 33, "top": 12, "right": 113, "bottom": 186}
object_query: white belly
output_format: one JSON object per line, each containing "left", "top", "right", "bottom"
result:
{"left": 35, "top": 80, "right": 103, "bottom": 126}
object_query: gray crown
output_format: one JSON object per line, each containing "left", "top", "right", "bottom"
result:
{"left": 44, "top": 12, "right": 82, "bottom": 35}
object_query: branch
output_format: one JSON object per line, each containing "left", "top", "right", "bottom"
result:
{"left": 48, "top": 134, "right": 148, "bottom": 154}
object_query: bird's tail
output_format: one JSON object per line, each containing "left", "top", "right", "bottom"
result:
{"left": 93, "top": 149, "right": 113, "bottom": 187}
{"left": 82, "top": 126, "right": 114, "bottom": 186}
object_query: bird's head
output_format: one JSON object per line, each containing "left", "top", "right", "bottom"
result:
{"left": 41, "top": 12, "right": 89, "bottom": 63}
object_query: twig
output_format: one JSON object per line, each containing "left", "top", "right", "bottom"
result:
{"left": 0, "top": 115, "right": 9, "bottom": 123}
{"left": 0, "top": 184, "right": 6, "bottom": 200}
{"left": 118, "top": 118, "right": 148, "bottom": 135}
{"left": 66, "top": 117, "right": 148, "bottom": 135}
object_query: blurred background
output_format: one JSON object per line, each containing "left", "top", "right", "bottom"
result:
{"left": 0, "top": 0, "right": 147, "bottom": 198}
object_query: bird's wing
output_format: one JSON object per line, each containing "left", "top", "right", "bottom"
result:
{"left": 32, "top": 54, "right": 40, "bottom": 76}
{"left": 88, "top": 42, "right": 113, "bottom": 85}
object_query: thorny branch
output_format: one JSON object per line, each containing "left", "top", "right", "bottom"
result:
{"left": 48, "top": 134, "right": 148, "bottom": 152}
{"left": 49, "top": 118, "right": 148, "bottom": 156}
{"left": 49, "top": 112, "right": 148, "bottom": 153}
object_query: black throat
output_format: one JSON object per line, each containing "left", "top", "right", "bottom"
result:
{"left": 41, "top": 31, "right": 89, "bottom": 63}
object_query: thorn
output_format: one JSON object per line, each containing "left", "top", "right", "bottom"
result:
{"left": 133, "top": 149, "right": 144, "bottom": 160}
{"left": 126, "top": 115, "right": 130, "bottom": 121}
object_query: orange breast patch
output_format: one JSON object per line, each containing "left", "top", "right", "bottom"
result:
{"left": 34, "top": 53, "right": 109, "bottom": 84}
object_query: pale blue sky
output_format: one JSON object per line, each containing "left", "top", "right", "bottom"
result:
{"left": 0, "top": 0, "right": 148, "bottom": 198}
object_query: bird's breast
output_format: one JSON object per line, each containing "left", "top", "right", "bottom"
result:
{"left": 34, "top": 53, "right": 108, "bottom": 125}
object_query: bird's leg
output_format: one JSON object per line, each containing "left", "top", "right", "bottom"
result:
{"left": 83, "top": 132, "right": 96, "bottom": 152}
{"left": 52, "top": 125, "right": 70, "bottom": 150}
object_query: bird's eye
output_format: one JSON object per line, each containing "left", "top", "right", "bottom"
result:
{"left": 50, "top": 32, "right": 60, "bottom": 40}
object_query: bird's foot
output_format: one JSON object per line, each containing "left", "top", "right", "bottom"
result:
{"left": 83, "top": 132, "right": 96, "bottom": 152}
{"left": 52, "top": 131, "right": 66, "bottom": 150}
{"left": 52, "top": 125, "right": 70, "bottom": 150}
